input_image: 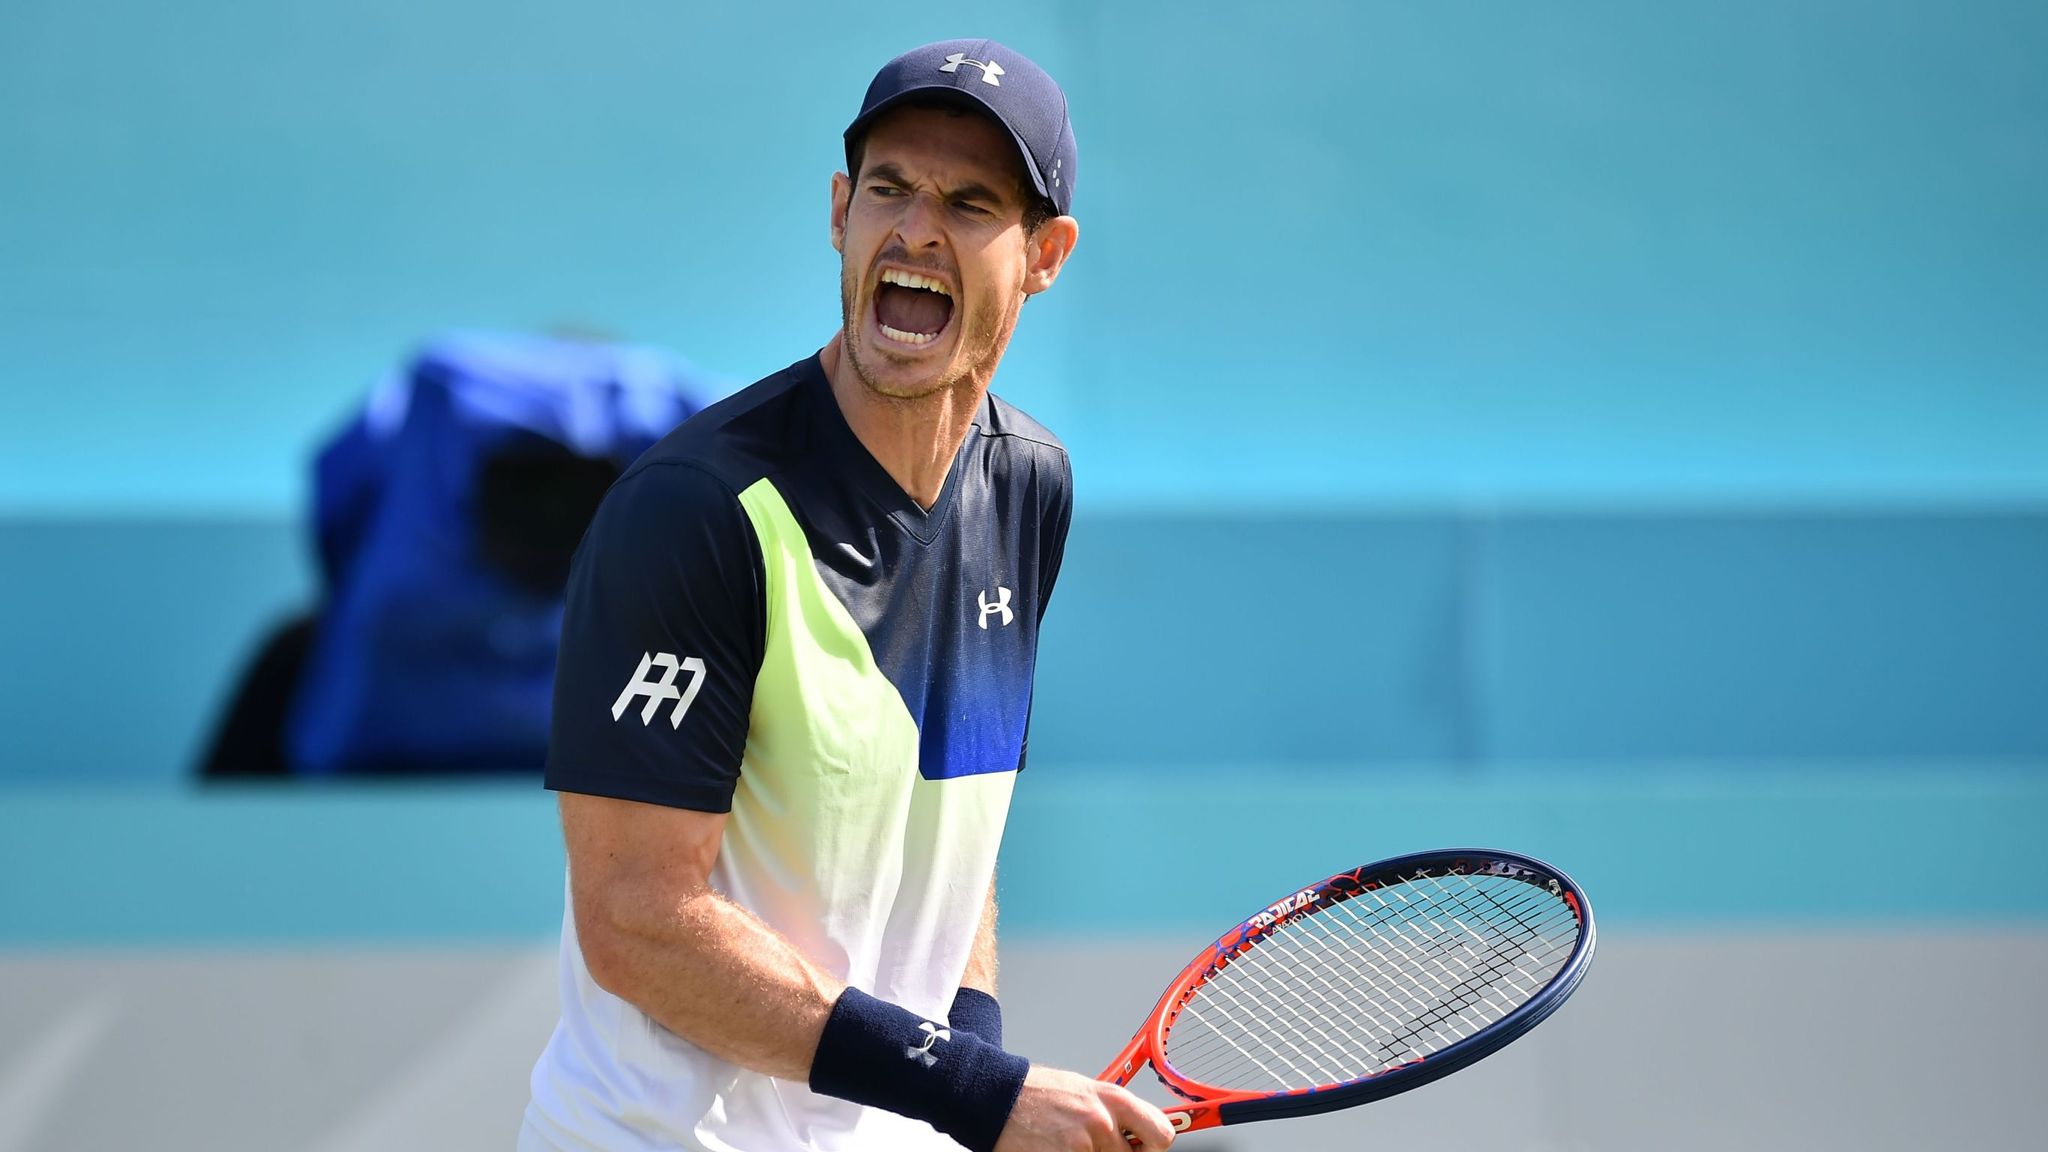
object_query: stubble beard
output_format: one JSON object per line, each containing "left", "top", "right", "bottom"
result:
{"left": 839, "top": 258, "right": 1022, "bottom": 405}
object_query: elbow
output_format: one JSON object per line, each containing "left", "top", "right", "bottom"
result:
{"left": 579, "top": 933, "right": 630, "bottom": 1000}
{"left": 573, "top": 880, "right": 712, "bottom": 1002}
{"left": 573, "top": 893, "right": 641, "bottom": 1001}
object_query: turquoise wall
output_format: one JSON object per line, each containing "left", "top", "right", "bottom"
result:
{"left": 4, "top": 1, "right": 2044, "bottom": 513}
{"left": 6, "top": 511, "right": 2044, "bottom": 785}
{"left": 3, "top": 0, "right": 2044, "bottom": 777}
{"left": 3, "top": 3, "right": 2043, "bottom": 940}
{"left": 7, "top": 769, "right": 2047, "bottom": 943}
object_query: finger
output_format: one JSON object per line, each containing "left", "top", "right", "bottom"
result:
{"left": 1106, "top": 1091, "right": 1174, "bottom": 1150}
{"left": 1113, "top": 1125, "right": 1168, "bottom": 1151}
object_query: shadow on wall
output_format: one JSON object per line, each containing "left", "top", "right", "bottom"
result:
{"left": 1030, "top": 507, "right": 2048, "bottom": 767}
{"left": 199, "top": 331, "right": 708, "bottom": 782}
{"left": 3, "top": 502, "right": 2042, "bottom": 787}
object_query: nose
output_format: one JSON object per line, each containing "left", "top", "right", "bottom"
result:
{"left": 892, "top": 190, "right": 946, "bottom": 250}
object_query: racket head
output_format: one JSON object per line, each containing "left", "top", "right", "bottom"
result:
{"left": 1107, "top": 848, "right": 1594, "bottom": 1132}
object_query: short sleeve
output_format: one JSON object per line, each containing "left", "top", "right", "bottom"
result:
{"left": 545, "top": 463, "right": 764, "bottom": 812}
{"left": 1019, "top": 447, "right": 1074, "bottom": 772}
{"left": 1036, "top": 448, "right": 1074, "bottom": 621}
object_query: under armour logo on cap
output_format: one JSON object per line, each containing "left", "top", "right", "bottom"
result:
{"left": 846, "top": 39, "right": 1078, "bottom": 217}
{"left": 938, "top": 52, "right": 1004, "bottom": 86}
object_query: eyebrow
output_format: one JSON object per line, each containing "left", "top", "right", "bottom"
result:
{"left": 864, "top": 162, "right": 1012, "bottom": 207}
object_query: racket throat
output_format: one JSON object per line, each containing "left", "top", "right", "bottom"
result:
{"left": 1099, "top": 1029, "right": 1152, "bottom": 1087}
{"left": 1100, "top": 1031, "right": 1212, "bottom": 1136}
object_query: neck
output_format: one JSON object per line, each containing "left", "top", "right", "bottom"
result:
{"left": 819, "top": 334, "right": 985, "bottom": 510}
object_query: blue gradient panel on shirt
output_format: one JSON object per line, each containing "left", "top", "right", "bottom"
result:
{"left": 788, "top": 362, "right": 1066, "bottom": 781}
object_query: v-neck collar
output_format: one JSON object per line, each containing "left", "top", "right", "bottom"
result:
{"left": 801, "top": 354, "right": 981, "bottom": 546}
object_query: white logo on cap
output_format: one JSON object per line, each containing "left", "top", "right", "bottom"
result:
{"left": 939, "top": 52, "right": 1004, "bottom": 86}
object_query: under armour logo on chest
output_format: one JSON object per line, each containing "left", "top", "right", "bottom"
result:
{"left": 978, "top": 587, "right": 1015, "bottom": 629}
{"left": 939, "top": 52, "right": 1004, "bottom": 86}
{"left": 906, "top": 1021, "right": 951, "bottom": 1067}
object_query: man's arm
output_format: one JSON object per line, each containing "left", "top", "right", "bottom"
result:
{"left": 964, "top": 875, "right": 999, "bottom": 996}
{"left": 566, "top": 793, "right": 1172, "bottom": 1152}
{"left": 553, "top": 454, "right": 1167, "bottom": 1148}
{"left": 948, "top": 876, "right": 1005, "bottom": 1048}
{"left": 565, "top": 792, "right": 839, "bottom": 1080}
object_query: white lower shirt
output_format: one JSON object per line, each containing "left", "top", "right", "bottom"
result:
{"left": 523, "top": 765, "right": 1017, "bottom": 1152}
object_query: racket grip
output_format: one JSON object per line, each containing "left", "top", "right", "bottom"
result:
{"left": 1122, "top": 1112, "right": 1196, "bottom": 1147}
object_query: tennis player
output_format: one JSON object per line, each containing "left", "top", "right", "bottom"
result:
{"left": 520, "top": 39, "right": 1175, "bottom": 1152}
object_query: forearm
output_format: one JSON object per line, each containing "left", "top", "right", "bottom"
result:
{"left": 562, "top": 792, "right": 1034, "bottom": 1149}
{"left": 961, "top": 875, "right": 999, "bottom": 996}
{"left": 577, "top": 879, "right": 842, "bottom": 1081}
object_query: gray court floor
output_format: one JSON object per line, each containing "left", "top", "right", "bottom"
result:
{"left": 1, "top": 931, "right": 2042, "bottom": 1151}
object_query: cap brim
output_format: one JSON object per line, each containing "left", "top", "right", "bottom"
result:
{"left": 844, "top": 83, "right": 1057, "bottom": 212}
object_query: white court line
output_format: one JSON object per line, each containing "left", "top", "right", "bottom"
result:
{"left": 0, "top": 990, "right": 121, "bottom": 1152}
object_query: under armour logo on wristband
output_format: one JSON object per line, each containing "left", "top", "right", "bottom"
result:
{"left": 905, "top": 1021, "right": 951, "bottom": 1067}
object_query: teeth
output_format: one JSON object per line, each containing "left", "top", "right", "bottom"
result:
{"left": 880, "top": 268, "right": 951, "bottom": 297}
{"left": 879, "top": 323, "right": 936, "bottom": 345}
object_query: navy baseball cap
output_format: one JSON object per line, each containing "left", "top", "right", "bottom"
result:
{"left": 844, "top": 38, "right": 1077, "bottom": 218}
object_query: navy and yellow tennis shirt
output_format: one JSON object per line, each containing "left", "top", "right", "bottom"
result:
{"left": 528, "top": 352, "right": 1072, "bottom": 1152}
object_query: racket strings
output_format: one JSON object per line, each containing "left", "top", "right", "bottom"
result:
{"left": 1170, "top": 877, "right": 1564, "bottom": 1077}
{"left": 1181, "top": 975, "right": 1335, "bottom": 1087}
{"left": 1161, "top": 873, "right": 1579, "bottom": 1093}
{"left": 1340, "top": 878, "right": 1566, "bottom": 1059}
{"left": 1275, "top": 878, "right": 1571, "bottom": 1075}
{"left": 1307, "top": 877, "right": 1574, "bottom": 1061}
{"left": 1343, "top": 879, "right": 1553, "bottom": 1024}
{"left": 1211, "top": 880, "right": 1561, "bottom": 1077}
{"left": 1166, "top": 879, "right": 1571, "bottom": 1090}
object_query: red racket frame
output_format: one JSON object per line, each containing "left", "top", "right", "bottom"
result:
{"left": 1096, "top": 848, "right": 1595, "bottom": 1135}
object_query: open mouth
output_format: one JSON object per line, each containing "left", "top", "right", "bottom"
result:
{"left": 873, "top": 268, "right": 955, "bottom": 347}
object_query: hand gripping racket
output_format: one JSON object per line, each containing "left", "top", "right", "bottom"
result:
{"left": 1099, "top": 849, "right": 1594, "bottom": 1137}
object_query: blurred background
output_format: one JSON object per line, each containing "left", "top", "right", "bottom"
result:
{"left": 2, "top": 1, "right": 2045, "bottom": 1149}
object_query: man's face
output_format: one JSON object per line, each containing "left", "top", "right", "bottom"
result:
{"left": 832, "top": 104, "right": 1060, "bottom": 400}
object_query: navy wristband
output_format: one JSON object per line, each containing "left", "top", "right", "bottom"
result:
{"left": 948, "top": 986, "right": 1004, "bottom": 1049}
{"left": 809, "top": 987, "right": 1029, "bottom": 1152}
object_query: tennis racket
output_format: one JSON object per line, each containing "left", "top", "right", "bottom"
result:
{"left": 1099, "top": 848, "right": 1594, "bottom": 1137}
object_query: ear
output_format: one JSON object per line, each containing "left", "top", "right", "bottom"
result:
{"left": 830, "top": 171, "right": 852, "bottom": 254}
{"left": 1021, "top": 216, "right": 1080, "bottom": 296}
